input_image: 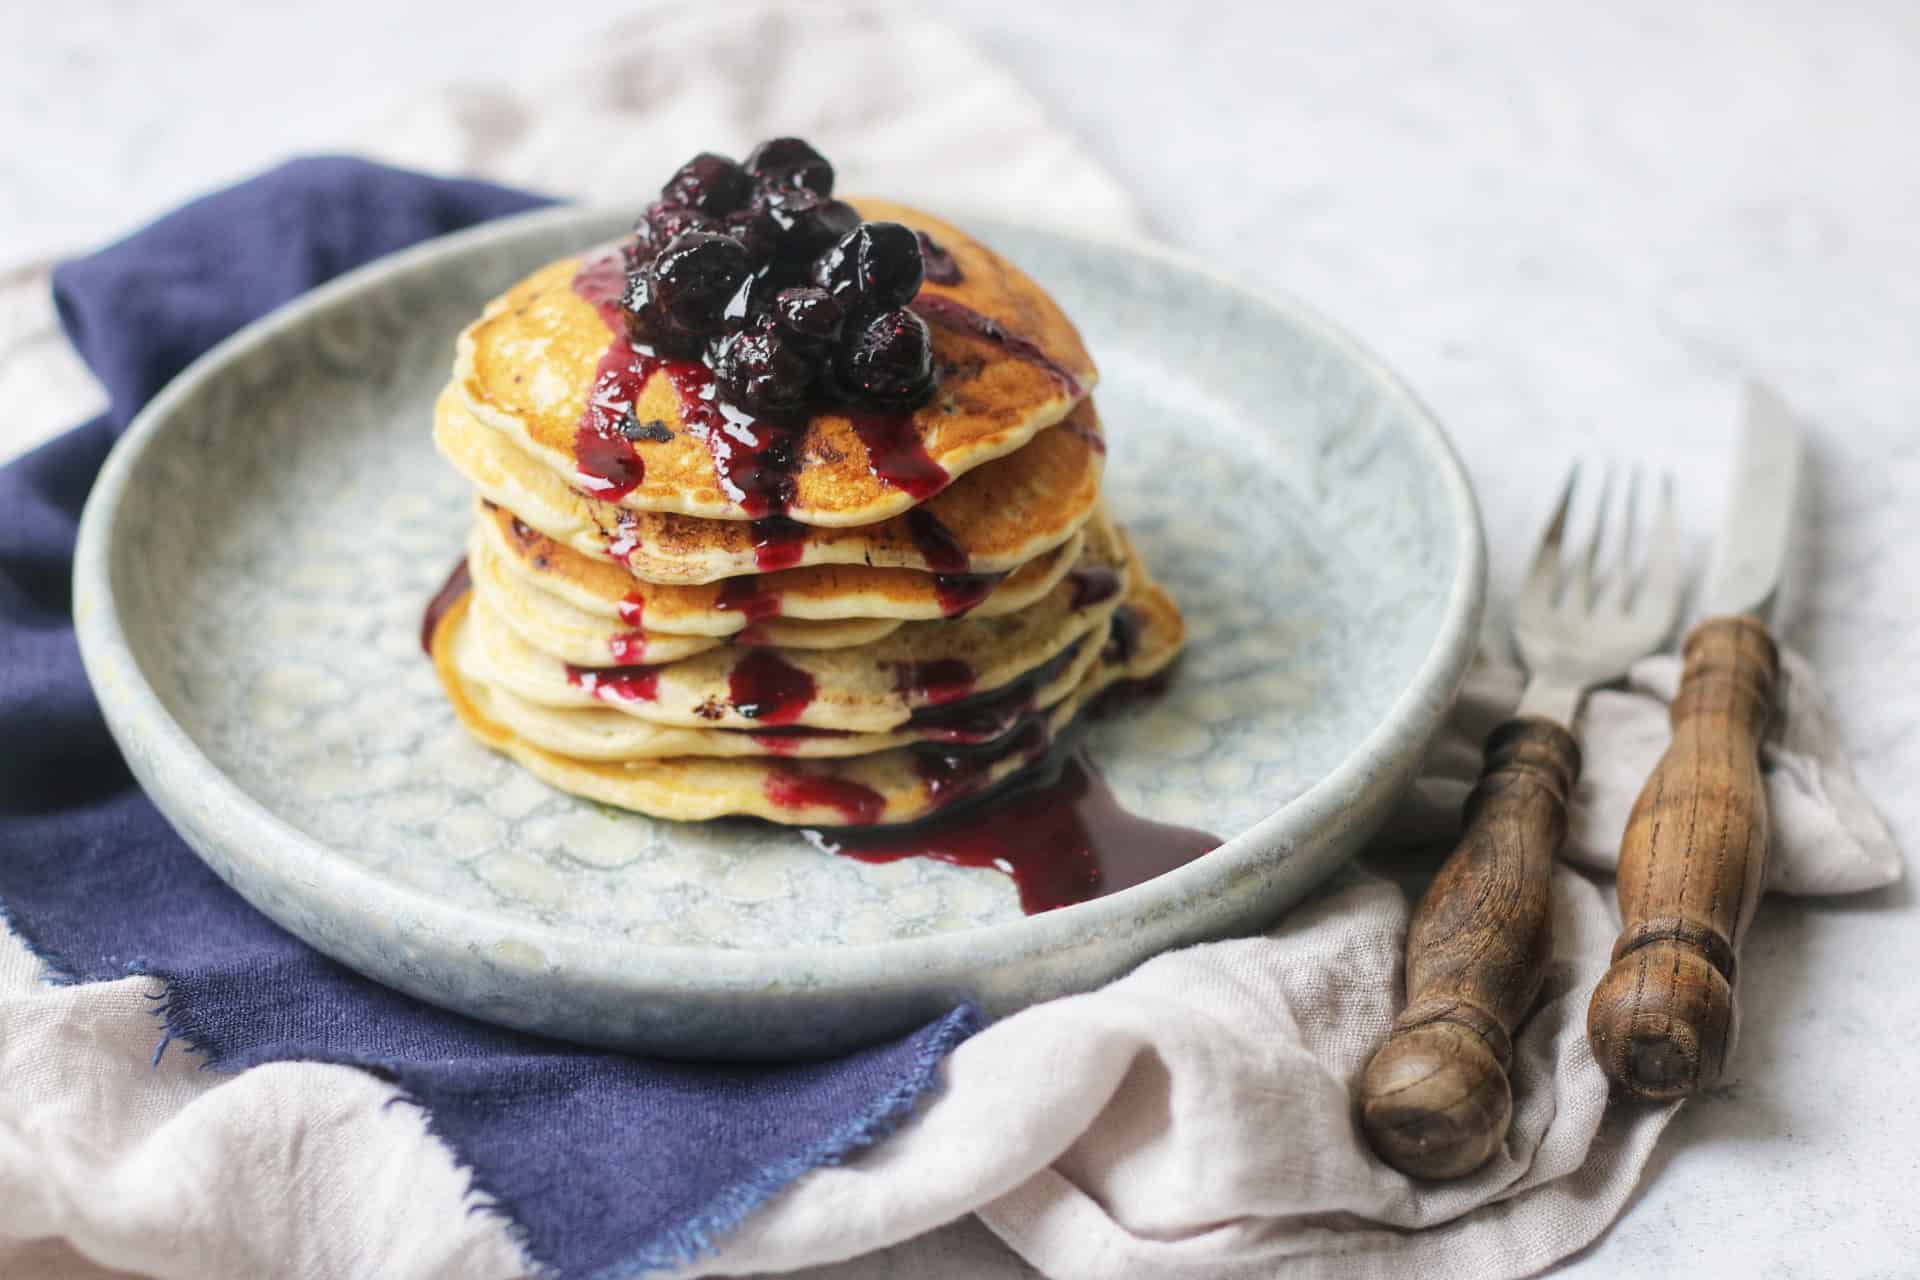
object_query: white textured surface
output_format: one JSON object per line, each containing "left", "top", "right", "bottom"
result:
{"left": 4, "top": 0, "right": 1917, "bottom": 1275}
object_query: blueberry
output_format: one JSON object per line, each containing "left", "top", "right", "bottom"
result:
{"left": 812, "top": 221, "right": 924, "bottom": 310}
{"left": 773, "top": 287, "right": 844, "bottom": 342}
{"left": 721, "top": 206, "right": 779, "bottom": 265}
{"left": 745, "top": 137, "right": 834, "bottom": 195}
{"left": 837, "top": 307, "right": 933, "bottom": 407}
{"left": 717, "top": 320, "right": 818, "bottom": 414}
{"left": 618, "top": 266, "right": 661, "bottom": 345}
{"left": 720, "top": 270, "right": 768, "bottom": 331}
{"left": 753, "top": 187, "right": 860, "bottom": 263}
{"left": 638, "top": 200, "right": 719, "bottom": 248}
{"left": 660, "top": 152, "right": 752, "bottom": 216}
{"left": 649, "top": 232, "right": 753, "bottom": 339}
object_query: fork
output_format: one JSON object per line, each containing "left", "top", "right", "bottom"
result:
{"left": 1357, "top": 464, "right": 1686, "bottom": 1179}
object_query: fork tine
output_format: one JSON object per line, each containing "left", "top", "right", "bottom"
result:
{"left": 1575, "top": 463, "right": 1614, "bottom": 609}
{"left": 1634, "top": 472, "right": 1686, "bottom": 630}
{"left": 1521, "top": 463, "right": 1578, "bottom": 610}
{"left": 1607, "top": 466, "right": 1644, "bottom": 611}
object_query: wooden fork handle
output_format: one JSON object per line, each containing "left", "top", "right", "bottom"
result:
{"left": 1360, "top": 717, "right": 1579, "bottom": 1179}
{"left": 1588, "top": 614, "right": 1778, "bottom": 1101}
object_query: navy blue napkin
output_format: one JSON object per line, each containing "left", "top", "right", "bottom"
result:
{"left": 0, "top": 156, "right": 980, "bottom": 1278}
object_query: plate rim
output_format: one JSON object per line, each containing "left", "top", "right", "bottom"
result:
{"left": 72, "top": 204, "right": 1485, "bottom": 996}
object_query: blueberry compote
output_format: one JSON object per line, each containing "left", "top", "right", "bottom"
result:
{"left": 568, "top": 137, "right": 976, "bottom": 536}
{"left": 803, "top": 728, "right": 1220, "bottom": 915}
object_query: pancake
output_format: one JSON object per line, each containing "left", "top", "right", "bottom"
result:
{"left": 453, "top": 200, "right": 1097, "bottom": 527}
{"left": 430, "top": 567, "right": 1185, "bottom": 826}
{"left": 474, "top": 498, "right": 1083, "bottom": 634}
{"left": 449, "top": 612, "right": 1106, "bottom": 761}
{"left": 468, "top": 522, "right": 902, "bottom": 667}
{"left": 456, "top": 511, "right": 1129, "bottom": 733}
{"left": 435, "top": 388, "right": 1104, "bottom": 584}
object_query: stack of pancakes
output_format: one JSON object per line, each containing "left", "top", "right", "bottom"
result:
{"left": 427, "top": 201, "right": 1184, "bottom": 826}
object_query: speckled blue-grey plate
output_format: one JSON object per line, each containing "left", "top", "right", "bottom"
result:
{"left": 73, "top": 207, "right": 1483, "bottom": 1059}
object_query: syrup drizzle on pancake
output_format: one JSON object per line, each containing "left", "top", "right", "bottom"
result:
{"left": 931, "top": 573, "right": 1002, "bottom": 618}
{"left": 1066, "top": 564, "right": 1124, "bottom": 611}
{"left": 904, "top": 506, "right": 969, "bottom": 572}
{"left": 915, "top": 295, "right": 1086, "bottom": 399}
{"left": 902, "top": 507, "right": 1004, "bottom": 616}
{"left": 566, "top": 663, "right": 661, "bottom": 703}
{"left": 914, "top": 230, "right": 963, "bottom": 285}
{"left": 902, "top": 639, "right": 1083, "bottom": 744}
{"left": 715, "top": 576, "right": 783, "bottom": 640}
{"left": 891, "top": 659, "right": 976, "bottom": 707}
{"left": 728, "top": 650, "right": 816, "bottom": 725}
{"left": 845, "top": 409, "right": 948, "bottom": 502}
{"left": 765, "top": 771, "right": 886, "bottom": 826}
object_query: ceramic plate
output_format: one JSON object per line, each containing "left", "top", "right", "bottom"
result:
{"left": 74, "top": 207, "right": 1484, "bottom": 1058}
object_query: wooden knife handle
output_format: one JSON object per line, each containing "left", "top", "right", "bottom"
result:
{"left": 1587, "top": 614, "right": 1779, "bottom": 1100}
{"left": 1360, "top": 717, "right": 1578, "bottom": 1179}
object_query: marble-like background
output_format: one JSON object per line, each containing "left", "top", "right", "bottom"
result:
{"left": 6, "top": 1, "right": 1917, "bottom": 1275}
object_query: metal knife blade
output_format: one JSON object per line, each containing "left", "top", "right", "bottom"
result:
{"left": 1699, "top": 381, "right": 1803, "bottom": 621}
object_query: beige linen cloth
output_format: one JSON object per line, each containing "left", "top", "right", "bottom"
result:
{"left": 0, "top": 4, "right": 1900, "bottom": 1277}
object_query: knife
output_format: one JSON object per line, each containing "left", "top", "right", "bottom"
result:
{"left": 1586, "top": 381, "right": 1802, "bottom": 1100}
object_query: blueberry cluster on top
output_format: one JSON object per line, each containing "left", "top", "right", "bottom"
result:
{"left": 620, "top": 138, "right": 936, "bottom": 417}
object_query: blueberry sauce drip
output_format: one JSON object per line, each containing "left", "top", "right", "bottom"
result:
{"left": 813, "top": 742, "right": 1222, "bottom": 915}
{"left": 573, "top": 254, "right": 814, "bottom": 552}
{"left": 893, "top": 658, "right": 976, "bottom": 706}
{"left": 909, "top": 715, "right": 1052, "bottom": 808}
{"left": 571, "top": 250, "right": 630, "bottom": 330}
{"left": 749, "top": 515, "right": 808, "bottom": 572}
{"left": 608, "top": 632, "right": 649, "bottom": 663}
{"left": 617, "top": 593, "right": 646, "bottom": 627}
{"left": 656, "top": 360, "right": 813, "bottom": 568}
{"left": 915, "top": 230, "right": 963, "bottom": 285}
{"left": 729, "top": 650, "right": 816, "bottom": 724}
{"left": 932, "top": 572, "right": 1005, "bottom": 618}
{"left": 845, "top": 408, "right": 949, "bottom": 502}
{"left": 566, "top": 663, "right": 661, "bottom": 702}
{"left": 1060, "top": 413, "right": 1107, "bottom": 456}
{"left": 913, "top": 295, "right": 1083, "bottom": 398}
{"left": 420, "top": 560, "right": 471, "bottom": 655}
{"left": 573, "top": 405, "right": 649, "bottom": 501}
{"left": 907, "top": 506, "right": 1003, "bottom": 617}
{"left": 905, "top": 639, "right": 1084, "bottom": 743}
{"left": 715, "top": 573, "right": 784, "bottom": 644}
{"left": 1104, "top": 605, "right": 1143, "bottom": 665}
{"left": 904, "top": 508, "right": 970, "bottom": 574}
{"left": 1066, "top": 564, "right": 1123, "bottom": 611}
{"left": 764, "top": 771, "right": 885, "bottom": 826}
{"left": 571, "top": 254, "right": 653, "bottom": 501}
{"left": 715, "top": 575, "right": 783, "bottom": 624}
